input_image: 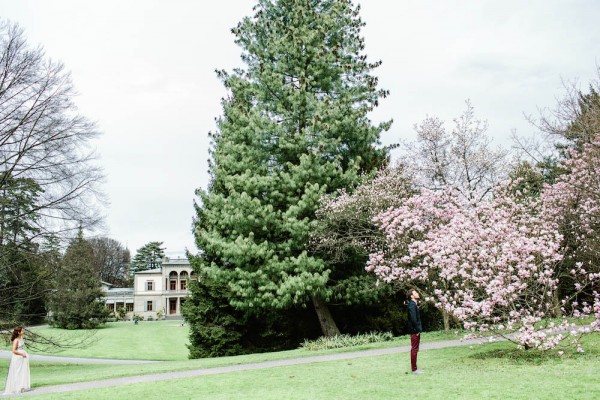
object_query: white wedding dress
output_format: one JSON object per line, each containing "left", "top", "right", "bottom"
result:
{"left": 3, "top": 338, "right": 31, "bottom": 395}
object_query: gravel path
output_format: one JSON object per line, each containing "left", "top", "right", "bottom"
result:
{"left": 1, "top": 335, "right": 492, "bottom": 398}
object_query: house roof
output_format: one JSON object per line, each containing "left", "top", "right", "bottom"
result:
{"left": 106, "top": 288, "right": 134, "bottom": 295}
{"left": 162, "top": 257, "right": 190, "bottom": 266}
{"left": 135, "top": 268, "right": 162, "bottom": 275}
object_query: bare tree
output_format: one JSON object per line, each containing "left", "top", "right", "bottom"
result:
{"left": 0, "top": 20, "right": 104, "bottom": 243}
{"left": 514, "top": 67, "right": 600, "bottom": 172}
{"left": 528, "top": 69, "right": 600, "bottom": 149}
{"left": 0, "top": 20, "right": 104, "bottom": 329}
{"left": 404, "top": 101, "right": 508, "bottom": 200}
{"left": 88, "top": 237, "right": 130, "bottom": 287}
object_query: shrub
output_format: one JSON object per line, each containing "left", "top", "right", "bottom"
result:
{"left": 115, "top": 307, "right": 126, "bottom": 321}
{"left": 301, "top": 332, "right": 395, "bottom": 351}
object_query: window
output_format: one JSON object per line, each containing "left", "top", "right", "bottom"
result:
{"left": 169, "top": 271, "right": 178, "bottom": 291}
{"left": 180, "top": 272, "right": 188, "bottom": 291}
{"left": 146, "top": 281, "right": 153, "bottom": 291}
{"left": 146, "top": 301, "right": 153, "bottom": 311}
{"left": 126, "top": 303, "right": 133, "bottom": 312}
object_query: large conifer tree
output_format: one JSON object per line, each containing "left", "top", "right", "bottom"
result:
{"left": 190, "top": 0, "right": 391, "bottom": 337}
{"left": 130, "top": 241, "right": 165, "bottom": 273}
{"left": 48, "top": 230, "right": 109, "bottom": 329}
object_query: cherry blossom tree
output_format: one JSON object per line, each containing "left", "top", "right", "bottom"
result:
{"left": 312, "top": 163, "right": 414, "bottom": 263}
{"left": 403, "top": 101, "right": 508, "bottom": 201}
{"left": 540, "top": 135, "right": 600, "bottom": 337}
{"left": 541, "top": 137, "right": 600, "bottom": 264}
{"left": 307, "top": 164, "right": 414, "bottom": 327}
{"left": 367, "top": 180, "right": 599, "bottom": 351}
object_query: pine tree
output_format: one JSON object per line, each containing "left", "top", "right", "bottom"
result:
{"left": 182, "top": 269, "right": 245, "bottom": 358}
{"left": 0, "top": 175, "right": 50, "bottom": 326}
{"left": 130, "top": 241, "right": 165, "bottom": 272}
{"left": 190, "top": 0, "right": 391, "bottom": 338}
{"left": 48, "top": 229, "right": 109, "bottom": 329}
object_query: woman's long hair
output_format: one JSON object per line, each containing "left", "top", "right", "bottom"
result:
{"left": 10, "top": 326, "right": 23, "bottom": 342}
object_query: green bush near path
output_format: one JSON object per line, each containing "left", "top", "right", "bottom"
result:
{"left": 301, "top": 332, "right": 396, "bottom": 350}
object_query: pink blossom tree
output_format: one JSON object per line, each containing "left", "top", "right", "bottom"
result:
{"left": 403, "top": 101, "right": 508, "bottom": 201}
{"left": 368, "top": 178, "right": 599, "bottom": 350}
{"left": 540, "top": 135, "right": 600, "bottom": 338}
{"left": 312, "top": 163, "right": 414, "bottom": 262}
{"left": 309, "top": 164, "right": 414, "bottom": 314}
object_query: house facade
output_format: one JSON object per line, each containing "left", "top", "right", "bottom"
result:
{"left": 101, "top": 283, "right": 134, "bottom": 315}
{"left": 103, "top": 257, "right": 193, "bottom": 320}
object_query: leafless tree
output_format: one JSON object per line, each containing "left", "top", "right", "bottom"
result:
{"left": 515, "top": 67, "right": 600, "bottom": 167}
{"left": 88, "top": 237, "right": 131, "bottom": 287}
{"left": 403, "top": 100, "right": 509, "bottom": 201}
{"left": 0, "top": 20, "right": 105, "bottom": 328}
{"left": 529, "top": 69, "right": 600, "bottom": 147}
{"left": 1, "top": 325, "right": 98, "bottom": 353}
{"left": 0, "top": 20, "right": 104, "bottom": 244}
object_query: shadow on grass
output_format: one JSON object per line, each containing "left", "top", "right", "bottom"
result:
{"left": 470, "top": 337, "right": 600, "bottom": 365}
{"left": 470, "top": 348, "right": 564, "bottom": 364}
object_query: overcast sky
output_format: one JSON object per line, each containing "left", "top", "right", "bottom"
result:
{"left": 1, "top": 0, "right": 599, "bottom": 257}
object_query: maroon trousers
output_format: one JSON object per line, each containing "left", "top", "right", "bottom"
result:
{"left": 410, "top": 333, "right": 420, "bottom": 371}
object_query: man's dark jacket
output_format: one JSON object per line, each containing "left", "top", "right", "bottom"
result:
{"left": 407, "top": 300, "right": 423, "bottom": 334}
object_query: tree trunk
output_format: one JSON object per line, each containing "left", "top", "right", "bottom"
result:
{"left": 442, "top": 309, "right": 451, "bottom": 332}
{"left": 552, "top": 290, "right": 563, "bottom": 318}
{"left": 311, "top": 295, "right": 340, "bottom": 337}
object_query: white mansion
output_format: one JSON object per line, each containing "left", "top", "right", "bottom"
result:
{"left": 102, "top": 257, "right": 194, "bottom": 319}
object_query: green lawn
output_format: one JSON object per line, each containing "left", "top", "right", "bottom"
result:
{"left": 5, "top": 321, "right": 462, "bottom": 363}
{"left": 0, "top": 325, "right": 451, "bottom": 391}
{"left": 20, "top": 334, "right": 600, "bottom": 400}
{"left": 2, "top": 322, "right": 598, "bottom": 399}
{"left": 28, "top": 321, "right": 191, "bottom": 360}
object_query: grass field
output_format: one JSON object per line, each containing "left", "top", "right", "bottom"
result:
{"left": 13, "top": 335, "right": 600, "bottom": 400}
{"left": 1, "top": 322, "right": 599, "bottom": 399}
{"left": 3, "top": 321, "right": 463, "bottom": 362}
{"left": 27, "top": 321, "right": 191, "bottom": 360}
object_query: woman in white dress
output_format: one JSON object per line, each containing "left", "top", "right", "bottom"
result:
{"left": 3, "top": 326, "right": 30, "bottom": 395}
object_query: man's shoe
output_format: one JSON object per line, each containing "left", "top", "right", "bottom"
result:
{"left": 412, "top": 369, "right": 425, "bottom": 374}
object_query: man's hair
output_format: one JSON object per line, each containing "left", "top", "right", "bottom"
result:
{"left": 407, "top": 288, "right": 417, "bottom": 298}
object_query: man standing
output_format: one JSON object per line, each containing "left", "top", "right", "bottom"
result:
{"left": 407, "top": 288, "right": 424, "bottom": 374}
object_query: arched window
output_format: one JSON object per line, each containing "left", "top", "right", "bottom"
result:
{"left": 169, "top": 271, "right": 178, "bottom": 291}
{"left": 180, "top": 271, "right": 188, "bottom": 291}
